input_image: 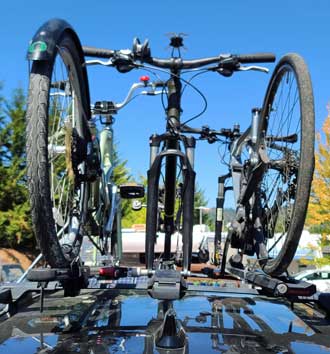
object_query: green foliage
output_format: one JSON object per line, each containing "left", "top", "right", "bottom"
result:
{"left": 0, "top": 86, "right": 136, "bottom": 247}
{"left": 0, "top": 87, "right": 34, "bottom": 248}
{"left": 309, "top": 222, "right": 330, "bottom": 235}
{"left": 112, "top": 144, "right": 132, "bottom": 221}
{"left": 120, "top": 177, "right": 215, "bottom": 230}
{"left": 0, "top": 85, "right": 221, "bottom": 246}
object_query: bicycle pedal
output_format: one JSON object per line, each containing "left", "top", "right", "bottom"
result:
{"left": 120, "top": 183, "right": 145, "bottom": 199}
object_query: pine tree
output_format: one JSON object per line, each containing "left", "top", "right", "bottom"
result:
{"left": 0, "top": 87, "right": 34, "bottom": 248}
{"left": 111, "top": 145, "right": 136, "bottom": 224}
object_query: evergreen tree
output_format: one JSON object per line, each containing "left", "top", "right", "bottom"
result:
{"left": 0, "top": 86, "right": 216, "bottom": 244}
{"left": 0, "top": 87, "right": 134, "bottom": 248}
{"left": 0, "top": 87, "right": 34, "bottom": 248}
{"left": 111, "top": 145, "right": 136, "bottom": 224}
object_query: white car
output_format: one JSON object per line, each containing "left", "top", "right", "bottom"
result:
{"left": 294, "top": 267, "right": 330, "bottom": 292}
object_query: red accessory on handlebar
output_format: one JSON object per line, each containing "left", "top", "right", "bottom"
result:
{"left": 140, "top": 75, "right": 150, "bottom": 82}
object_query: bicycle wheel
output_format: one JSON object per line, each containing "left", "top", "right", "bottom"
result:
{"left": 26, "top": 32, "right": 91, "bottom": 268}
{"left": 259, "top": 53, "right": 314, "bottom": 275}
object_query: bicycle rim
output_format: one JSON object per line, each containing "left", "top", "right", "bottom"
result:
{"left": 260, "top": 54, "right": 314, "bottom": 275}
{"left": 49, "top": 47, "right": 87, "bottom": 257}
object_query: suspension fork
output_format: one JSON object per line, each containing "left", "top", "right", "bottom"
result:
{"left": 181, "top": 136, "right": 196, "bottom": 272}
{"left": 163, "top": 74, "right": 182, "bottom": 261}
{"left": 146, "top": 140, "right": 195, "bottom": 272}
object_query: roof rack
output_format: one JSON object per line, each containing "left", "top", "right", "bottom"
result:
{"left": 225, "top": 264, "right": 317, "bottom": 297}
{"left": 2, "top": 258, "right": 330, "bottom": 318}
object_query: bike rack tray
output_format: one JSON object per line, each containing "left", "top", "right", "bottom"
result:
{"left": 226, "top": 264, "right": 317, "bottom": 297}
{"left": 27, "top": 266, "right": 90, "bottom": 282}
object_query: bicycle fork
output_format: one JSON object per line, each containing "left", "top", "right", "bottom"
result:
{"left": 146, "top": 134, "right": 196, "bottom": 274}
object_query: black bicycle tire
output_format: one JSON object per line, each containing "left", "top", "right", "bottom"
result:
{"left": 26, "top": 33, "right": 91, "bottom": 268}
{"left": 145, "top": 150, "right": 194, "bottom": 271}
{"left": 260, "top": 53, "right": 315, "bottom": 275}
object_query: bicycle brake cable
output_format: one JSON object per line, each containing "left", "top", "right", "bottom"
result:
{"left": 139, "top": 64, "right": 208, "bottom": 126}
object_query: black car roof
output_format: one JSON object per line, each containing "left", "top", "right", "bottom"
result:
{"left": 0, "top": 279, "right": 330, "bottom": 353}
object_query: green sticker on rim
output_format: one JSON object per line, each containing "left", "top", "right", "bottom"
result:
{"left": 28, "top": 41, "right": 48, "bottom": 53}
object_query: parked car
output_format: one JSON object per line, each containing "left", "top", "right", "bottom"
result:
{"left": 294, "top": 266, "right": 330, "bottom": 292}
{"left": 0, "top": 263, "right": 24, "bottom": 284}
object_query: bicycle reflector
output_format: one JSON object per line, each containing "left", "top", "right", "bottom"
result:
{"left": 140, "top": 75, "right": 150, "bottom": 83}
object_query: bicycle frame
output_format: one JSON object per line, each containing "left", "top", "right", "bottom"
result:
{"left": 230, "top": 108, "right": 264, "bottom": 206}
{"left": 214, "top": 109, "right": 267, "bottom": 265}
{"left": 89, "top": 116, "right": 122, "bottom": 262}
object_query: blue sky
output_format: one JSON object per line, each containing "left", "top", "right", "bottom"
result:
{"left": 1, "top": 0, "right": 328, "bottom": 207}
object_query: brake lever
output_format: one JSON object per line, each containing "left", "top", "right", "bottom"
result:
{"left": 85, "top": 49, "right": 137, "bottom": 73}
{"left": 84, "top": 58, "right": 114, "bottom": 66}
{"left": 237, "top": 65, "right": 269, "bottom": 73}
{"left": 140, "top": 90, "right": 164, "bottom": 96}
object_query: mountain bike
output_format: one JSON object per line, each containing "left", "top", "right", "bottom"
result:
{"left": 26, "top": 19, "right": 314, "bottom": 280}
{"left": 217, "top": 54, "right": 315, "bottom": 276}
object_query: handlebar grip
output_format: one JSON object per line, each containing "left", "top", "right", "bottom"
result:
{"left": 236, "top": 53, "right": 276, "bottom": 63}
{"left": 83, "top": 46, "right": 115, "bottom": 58}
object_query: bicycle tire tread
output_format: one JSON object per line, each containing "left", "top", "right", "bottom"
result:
{"left": 26, "top": 72, "right": 69, "bottom": 268}
{"left": 261, "top": 53, "right": 315, "bottom": 275}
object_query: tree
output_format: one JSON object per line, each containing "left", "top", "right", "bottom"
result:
{"left": 306, "top": 109, "right": 330, "bottom": 265}
{"left": 0, "top": 87, "right": 34, "bottom": 248}
{"left": 120, "top": 178, "right": 215, "bottom": 230}
{"left": 112, "top": 145, "right": 133, "bottom": 220}
{"left": 0, "top": 87, "right": 134, "bottom": 248}
{"left": 0, "top": 86, "right": 215, "bottom": 244}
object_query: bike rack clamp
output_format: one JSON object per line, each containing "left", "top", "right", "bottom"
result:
{"left": 148, "top": 270, "right": 187, "bottom": 300}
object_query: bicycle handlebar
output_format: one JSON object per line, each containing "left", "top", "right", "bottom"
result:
{"left": 83, "top": 45, "right": 276, "bottom": 70}
{"left": 83, "top": 45, "right": 115, "bottom": 58}
{"left": 235, "top": 53, "right": 276, "bottom": 63}
{"left": 180, "top": 124, "right": 235, "bottom": 140}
